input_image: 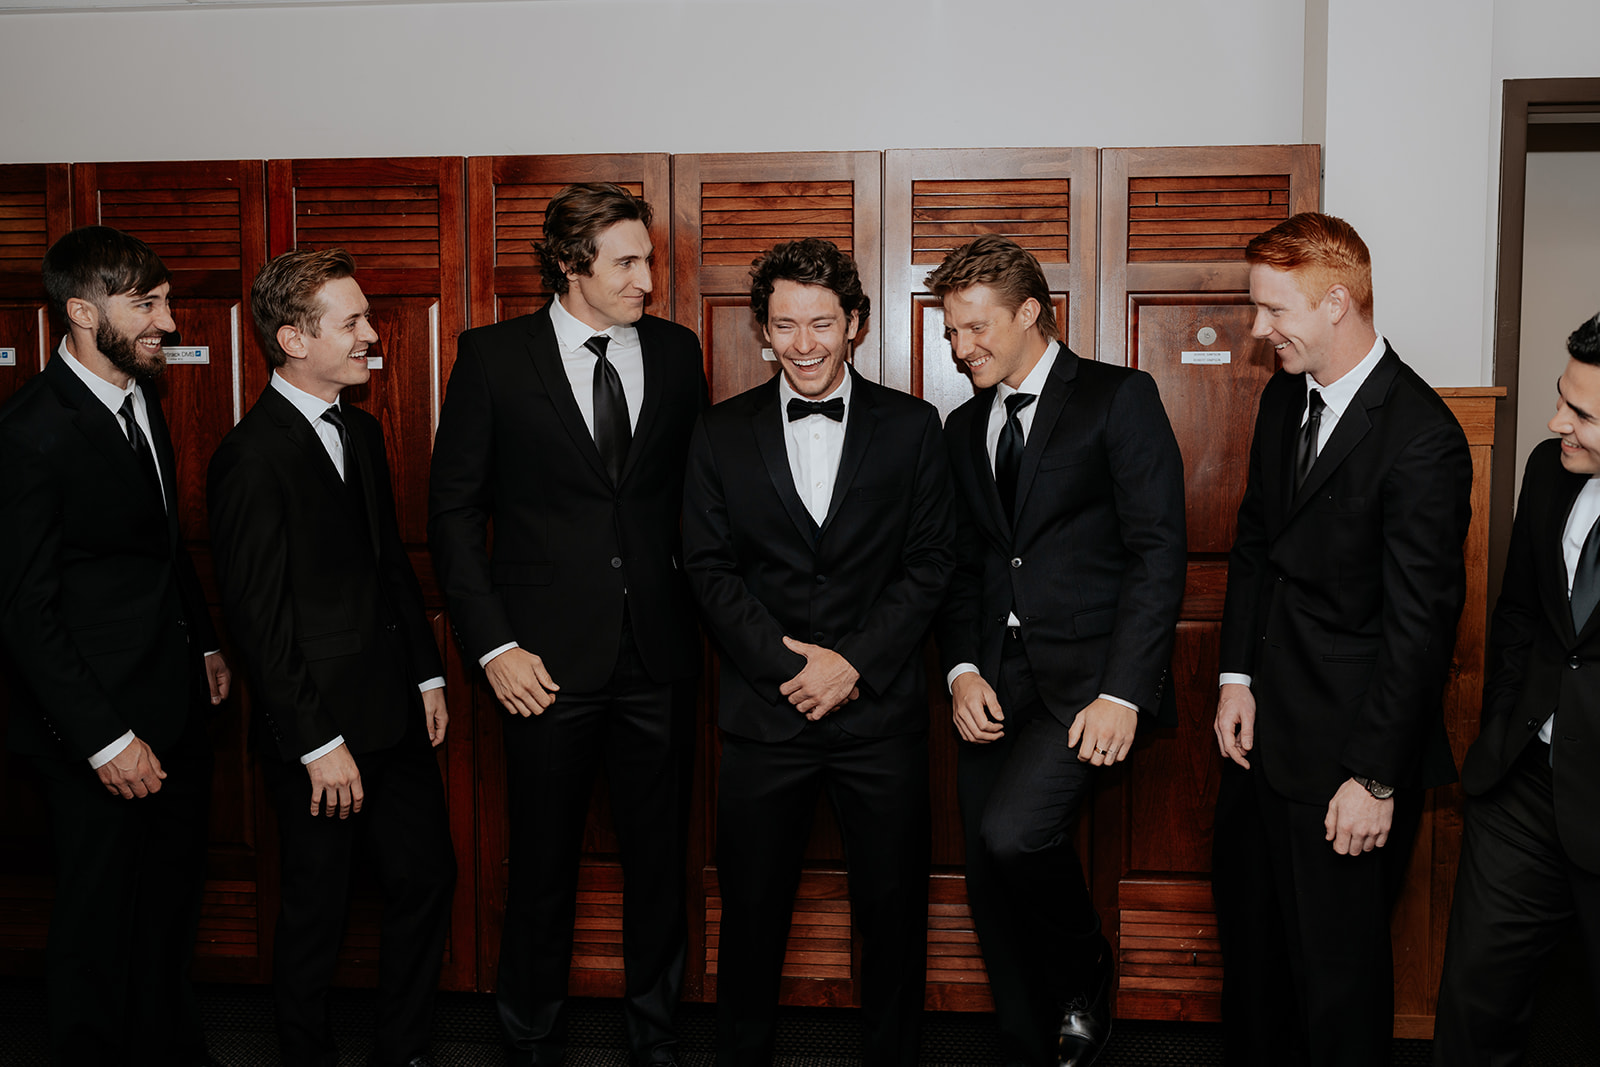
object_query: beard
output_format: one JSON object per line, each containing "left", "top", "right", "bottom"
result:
{"left": 97, "top": 319, "right": 167, "bottom": 382}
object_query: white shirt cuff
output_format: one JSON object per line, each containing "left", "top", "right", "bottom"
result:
{"left": 1219, "top": 673, "right": 1253, "bottom": 688}
{"left": 203, "top": 648, "right": 221, "bottom": 657}
{"left": 479, "top": 642, "right": 518, "bottom": 669}
{"left": 1099, "top": 693, "right": 1138, "bottom": 711}
{"left": 87, "top": 730, "right": 135, "bottom": 770}
{"left": 946, "top": 663, "right": 979, "bottom": 691}
{"left": 301, "top": 735, "right": 345, "bottom": 765}
{"left": 418, "top": 676, "right": 445, "bottom": 693}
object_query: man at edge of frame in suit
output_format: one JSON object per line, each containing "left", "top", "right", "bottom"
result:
{"left": 929, "top": 233, "right": 1188, "bottom": 1067}
{"left": 1211, "top": 212, "right": 1472, "bottom": 1067}
{"left": 0, "top": 225, "right": 232, "bottom": 1066}
{"left": 1432, "top": 309, "right": 1600, "bottom": 1066}
{"left": 682, "top": 238, "right": 956, "bottom": 1067}
{"left": 208, "top": 248, "right": 456, "bottom": 1067}
{"left": 428, "top": 182, "right": 707, "bottom": 1067}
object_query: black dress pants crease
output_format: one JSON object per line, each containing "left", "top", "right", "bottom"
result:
{"left": 957, "top": 637, "right": 1104, "bottom": 1067}
{"left": 715, "top": 720, "right": 930, "bottom": 1067}
{"left": 1433, "top": 742, "right": 1600, "bottom": 1067}
{"left": 1212, "top": 759, "right": 1423, "bottom": 1067}
{"left": 496, "top": 616, "right": 694, "bottom": 1065}
{"left": 267, "top": 708, "right": 456, "bottom": 1067}
{"left": 34, "top": 717, "right": 213, "bottom": 1067}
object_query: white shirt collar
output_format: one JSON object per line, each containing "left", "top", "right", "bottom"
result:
{"left": 1307, "top": 333, "right": 1387, "bottom": 418}
{"left": 57, "top": 338, "right": 136, "bottom": 414}
{"left": 777, "top": 364, "right": 853, "bottom": 411}
{"left": 996, "top": 340, "right": 1060, "bottom": 403}
{"left": 271, "top": 370, "right": 340, "bottom": 425}
{"left": 550, "top": 292, "right": 636, "bottom": 353}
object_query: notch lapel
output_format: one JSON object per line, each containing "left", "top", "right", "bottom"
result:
{"left": 45, "top": 358, "right": 167, "bottom": 524}
{"left": 967, "top": 390, "right": 1008, "bottom": 541}
{"left": 140, "top": 383, "right": 182, "bottom": 547}
{"left": 1543, "top": 467, "right": 1592, "bottom": 643}
{"left": 618, "top": 319, "right": 665, "bottom": 487}
{"left": 1013, "top": 349, "right": 1078, "bottom": 525}
{"left": 524, "top": 305, "right": 612, "bottom": 486}
{"left": 1285, "top": 351, "right": 1400, "bottom": 520}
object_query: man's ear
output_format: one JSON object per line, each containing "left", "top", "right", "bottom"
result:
{"left": 1325, "top": 284, "right": 1351, "bottom": 325}
{"left": 276, "top": 323, "right": 304, "bottom": 361}
{"left": 65, "top": 296, "right": 99, "bottom": 333}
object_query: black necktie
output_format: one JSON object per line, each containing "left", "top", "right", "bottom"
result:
{"left": 1295, "top": 388, "right": 1325, "bottom": 493}
{"left": 994, "top": 392, "right": 1036, "bottom": 518}
{"left": 1571, "top": 509, "right": 1600, "bottom": 633}
{"left": 117, "top": 393, "right": 163, "bottom": 503}
{"left": 320, "top": 405, "right": 371, "bottom": 542}
{"left": 786, "top": 397, "right": 845, "bottom": 422}
{"left": 586, "top": 334, "right": 630, "bottom": 484}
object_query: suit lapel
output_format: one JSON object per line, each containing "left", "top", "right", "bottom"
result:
{"left": 45, "top": 357, "right": 167, "bottom": 525}
{"left": 524, "top": 304, "right": 612, "bottom": 485}
{"left": 619, "top": 318, "right": 666, "bottom": 487}
{"left": 752, "top": 378, "right": 820, "bottom": 542}
{"left": 967, "top": 390, "right": 1007, "bottom": 540}
{"left": 819, "top": 369, "right": 877, "bottom": 538}
{"left": 140, "top": 383, "right": 182, "bottom": 547}
{"left": 1013, "top": 347, "right": 1078, "bottom": 525}
{"left": 1542, "top": 464, "right": 1592, "bottom": 643}
{"left": 258, "top": 387, "right": 348, "bottom": 500}
{"left": 1285, "top": 350, "right": 1401, "bottom": 519}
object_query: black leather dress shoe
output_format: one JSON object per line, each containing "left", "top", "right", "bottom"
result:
{"left": 1057, "top": 952, "right": 1114, "bottom": 1067}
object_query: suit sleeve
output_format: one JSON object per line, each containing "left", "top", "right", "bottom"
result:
{"left": 681, "top": 415, "right": 807, "bottom": 700}
{"left": 0, "top": 427, "right": 125, "bottom": 758}
{"left": 1220, "top": 390, "right": 1272, "bottom": 678}
{"left": 1479, "top": 453, "right": 1543, "bottom": 735}
{"left": 935, "top": 416, "right": 984, "bottom": 675}
{"left": 1098, "top": 372, "right": 1188, "bottom": 714}
{"left": 363, "top": 417, "right": 443, "bottom": 684}
{"left": 833, "top": 407, "right": 959, "bottom": 697}
{"left": 1338, "top": 415, "right": 1473, "bottom": 784}
{"left": 207, "top": 442, "right": 340, "bottom": 758}
{"left": 427, "top": 330, "right": 515, "bottom": 661}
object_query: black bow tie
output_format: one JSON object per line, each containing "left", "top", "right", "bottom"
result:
{"left": 787, "top": 397, "right": 845, "bottom": 423}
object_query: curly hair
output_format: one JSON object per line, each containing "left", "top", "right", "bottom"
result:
{"left": 535, "top": 183, "right": 653, "bottom": 294}
{"left": 748, "top": 238, "right": 870, "bottom": 327}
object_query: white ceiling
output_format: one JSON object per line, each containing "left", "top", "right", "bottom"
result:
{"left": 0, "top": 0, "right": 547, "bottom": 13}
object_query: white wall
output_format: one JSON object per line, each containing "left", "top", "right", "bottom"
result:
{"left": 1515, "top": 150, "right": 1600, "bottom": 495}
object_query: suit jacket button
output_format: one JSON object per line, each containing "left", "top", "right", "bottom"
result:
{"left": 1010, "top": 557, "right": 1022, "bottom": 568}
{"left": 813, "top": 631, "right": 825, "bottom": 641}
{"left": 1569, "top": 656, "right": 1581, "bottom": 669}
{"left": 386, "top": 623, "right": 397, "bottom": 632}
{"left": 1528, "top": 718, "right": 1542, "bottom": 729}
{"left": 815, "top": 574, "right": 827, "bottom": 584}
{"left": 611, "top": 557, "right": 622, "bottom": 569}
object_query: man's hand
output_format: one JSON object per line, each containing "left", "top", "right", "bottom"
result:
{"left": 1213, "top": 682, "right": 1256, "bottom": 769}
{"left": 423, "top": 687, "right": 449, "bottom": 747}
{"left": 1068, "top": 697, "right": 1138, "bottom": 765}
{"left": 204, "top": 652, "right": 232, "bottom": 705}
{"left": 307, "top": 743, "right": 363, "bottom": 819}
{"left": 779, "top": 636, "right": 860, "bottom": 720}
{"left": 97, "top": 736, "right": 165, "bottom": 799}
{"left": 950, "top": 671, "right": 1005, "bottom": 743}
{"left": 1324, "top": 778, "right": 1394, "bottom": 855}
{"left": 485, "top": 647, "right": 559, "bottom": 717}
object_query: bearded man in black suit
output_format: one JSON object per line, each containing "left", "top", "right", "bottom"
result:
{"left": 682, "top": 238, "right": 956, "bottom": 1067}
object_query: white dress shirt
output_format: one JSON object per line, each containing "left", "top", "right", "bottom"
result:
{"left": 778, "top": 370, "right": 851, "bottom": 524}
{"left": 479, "top": 296, "right": 647, "bottom": 670}
{"left": 1219, "top": 332, "right": 1388, "bottom": 691}
{"left": 271, "top": 373, "right": 444, "bottom": 765}
{"left": 943, "top": 341, "right": 1135, "bottom": 712}
{"left": 1546, "top": 476, "right": 1600, "bottom": 742}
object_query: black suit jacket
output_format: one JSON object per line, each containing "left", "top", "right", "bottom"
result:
{"left": 682, "top": 369, "right": 957, "bottom": 742}
{"left": 0, "top": 354, "right": 215, "bottom": 760}
{"left": 1220, "top": 346, "right": 1471, "bottom": 804}
{"left": 207, "top": 387, "right": 442, "bottom": 763}
{"left": 1462, "top": 438, "right": 1600, "bottom": 871}
{"left": 936, "top": 348, "right": 1187, "bottom": 725}
{"left": 428, "top": 304, "right": 707, "bottom": 689}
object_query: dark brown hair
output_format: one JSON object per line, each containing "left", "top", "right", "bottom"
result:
{"left": 748, "top": 238, "right": 870, "bottom": 327}
{"left": 42, "top": 226, "right": 171, "bottom": 327}
{"left": 535, "top": 183, "right": 653, "bottom": 294}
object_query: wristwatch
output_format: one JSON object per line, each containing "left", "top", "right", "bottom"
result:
{"left": 1352, "top": 775, "right": 1396, "bottom": 800}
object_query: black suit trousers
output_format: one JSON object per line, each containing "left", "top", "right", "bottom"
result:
{"left": 957, "top": 636, "right": 1103, "bottom": 1067}
{"left": 33, "top": 716, "right": 212, "bottom": 1066}
{"left": 715, "top": 720, "right": 929, "bottom": 1067}
{"left": 1212, "top": 761, "right": 1422, "bottom": 1067}
{"left": 265, "top": 710, "right": 455, "bottom": 1067}
{"left": 1433, "top": 742, "right": 1600, "bottom": 1066}
{"left": 496, "top": 616, "right": 694, "bottom": 1063}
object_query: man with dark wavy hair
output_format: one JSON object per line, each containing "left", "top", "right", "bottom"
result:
{"left": 1433, "top": 309, "right": 1600, "bottom": 1066}
{"left": 683, "top": 238, "right": 956, "bottom": 1067}
{"left": 430, "top": 182, "right": 707, "bottom": 1067}
{"left": 0, "top": 226, "right": 231, "bottom": 1065}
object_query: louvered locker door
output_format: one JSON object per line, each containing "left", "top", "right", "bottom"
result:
{"left": 267, "top": 157, "right": 475, "bottom": 989}
{"left": 672, "top": 152, "right": 881, "bottom": 1006}
{"left": 881, "top": 147, "right": 1098, "bottom": 1011}
{"left": 0, "top": 163, "right": 73, "bottom": 976}
{"left": 1093, "top": 146, "right": 1320, "bottom": 1022}
{"left": 465, "top": 153, "right": 672, "bottom": 994}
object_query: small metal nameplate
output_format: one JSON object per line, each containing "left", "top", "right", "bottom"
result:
{"left": 0, "top": 348, "right": 15, "bottom": 367}
{"left": 366, "top": 356, "right": 383, "bottom": 370}
{"left": 1181, "top": 350, "right": 1231, "bottom": 365}
{"left": 163, "top": 346, "right": 210, "bottom": 365}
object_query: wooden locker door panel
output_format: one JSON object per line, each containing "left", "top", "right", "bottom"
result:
{"left": 267, "top": 157, "right": 475, "bottom": 989}
{"left": 0, "top": 162, "right": 72, "bottom": 975}
{"left": 1093, "top": 145, "right": 1319, "bottom": 1022}
{"left": 71, "top": 159, "right": 269, "bottom": 982}
{"left": 881, "top": 148, "right": 1097, "bottom": 1010}
{"left": 672, "top": 152, "right": 880, "bottom": 1006}
{"left": 883, "top": 148, "right": 1097, "bottom": 420}
{"left": 463, "top": 153, "right": 671, "bottom": 995}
